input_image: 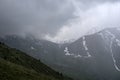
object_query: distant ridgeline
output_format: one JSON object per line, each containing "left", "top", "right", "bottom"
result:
{"left": 0, "top": 42, "right": 73, "bottom": 80}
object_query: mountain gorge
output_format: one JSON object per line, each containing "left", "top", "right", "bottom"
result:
{"left": 0, "top": 27, "right": 120, "bottom": 80}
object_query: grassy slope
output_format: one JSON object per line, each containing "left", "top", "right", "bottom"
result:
{"left": 0, "top": 42, "right": 72, "bottom": 80}
{"left": 0, "top": 58, "right": 58, "bottom": 80}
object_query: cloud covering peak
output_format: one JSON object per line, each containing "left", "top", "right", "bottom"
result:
{"left": 0, "top": 0, "right": 75, "bottom": 37}
{"left": 0, "top": 0, "right": 120, "bottom": 43}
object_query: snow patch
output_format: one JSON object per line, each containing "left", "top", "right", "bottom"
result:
{"left": 64, "top": 48, "right": 91, "bottom": 58}
{"left": 64, "top": 47, "right": 73, "bottom": 56}
{"left": 82, "top": 37, "right": 88, "bottom": 51}
{"left": 87, "top": 52, "right": 92, "bottom": 57}
{"left": 64, "top": 47, "right": 83, "bottom": 58}
{"left": 74, "top": 54, "right": 82, "bottom": 58}
{"left": 31, "top": 46, "right": 35, "bottom": 50}
{"left": 82, "top": 37, "right": 92, "bottom": 57}
{"left": 116, "top": 39, "right": 120, "bottom": 46}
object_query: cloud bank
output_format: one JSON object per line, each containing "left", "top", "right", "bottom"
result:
{"left": 0, "top": 0, "right": 75, "bottom": 37}
{"left": 0, "top": 0, "right": 120, "bottom": 43}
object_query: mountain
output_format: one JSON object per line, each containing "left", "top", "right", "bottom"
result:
{"left": 0, "top": 42, "right": 73, "bottom": 80}
{"left": 59, "top": 28, "right": 120, "bottom": 80}
{"left": 0, "top": 27, "right": 120, "bottom": 80}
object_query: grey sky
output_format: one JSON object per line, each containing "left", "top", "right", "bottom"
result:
{"left": 0, "top": 0, "right": 75, "bottom": 36}
{"left": 0, "top": 0, "right": 120, "bottom": 43}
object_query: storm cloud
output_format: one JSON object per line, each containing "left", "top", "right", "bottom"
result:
{"left": 0, "top": 0, "right": 120, "bottom": 43}
{"left": 0, "top": 0, "right": 75, "bottom": 37}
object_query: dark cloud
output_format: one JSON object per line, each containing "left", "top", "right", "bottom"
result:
{"left": 0, "top": 0, "right": 75, "bottom": 37}
{"left": 0, "top": 0, "right": 120, "bottom": 42}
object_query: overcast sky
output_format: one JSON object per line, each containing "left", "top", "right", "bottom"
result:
{"left": 0, "top": 0, "right": 120, "bottom": 43}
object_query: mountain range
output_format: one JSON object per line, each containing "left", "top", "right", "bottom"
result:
{"left": 0, "top": 27, "right": 120, "bottom": 80}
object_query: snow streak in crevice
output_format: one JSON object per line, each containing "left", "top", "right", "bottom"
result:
{"left": 99, "top": 30, "right": 120, "bottom": 71}
{"left": 31, "top": 46, "right": 35, "bottom": 50}
{"left": 110, "top": 39, "right": 120, "bottom": 71}
{"left": 106, "top": 31, "right": 120, "bottom": 72}
{"left": 82, "top": 36, "right": 92, "bottom": 58}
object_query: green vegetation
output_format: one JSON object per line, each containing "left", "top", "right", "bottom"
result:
{"left": 0, "top": 42, "right": 73, "bottom": 80}
{"left": 0, "top": 58, "right": 58, "bottom": 80}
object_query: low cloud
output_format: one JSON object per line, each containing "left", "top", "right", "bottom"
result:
{"left": 0, "top": 0, "right": 75, "bottom": 37}
{"left": 45, "top": 1, "right": 120, "bottom": 43}
{"left": 0, "top": 0, "right": 120, "bottom": 43}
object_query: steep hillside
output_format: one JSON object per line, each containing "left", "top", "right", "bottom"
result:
{"left": 0, "top": 42, "right": 72, "bottom": 80}
{"left": 0, "top": 58, "right": 59, "bottom": 80}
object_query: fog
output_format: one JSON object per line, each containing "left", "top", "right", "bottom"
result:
{"left": 0, "top": 0, "right": 120, "bottom": 43}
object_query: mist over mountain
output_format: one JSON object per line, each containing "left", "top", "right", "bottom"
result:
{"left": 0, "top": 0, "right": 120, "bottom": 43}
{"left": 0, "top": 0, "right": 120, "bottom": 80}
{"left": 1, "top": 27, "right": 120, "bottom": 80}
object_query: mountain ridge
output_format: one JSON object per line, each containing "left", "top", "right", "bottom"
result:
{"left": 0, "top": 27, "right": 120, "bottom": 80}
